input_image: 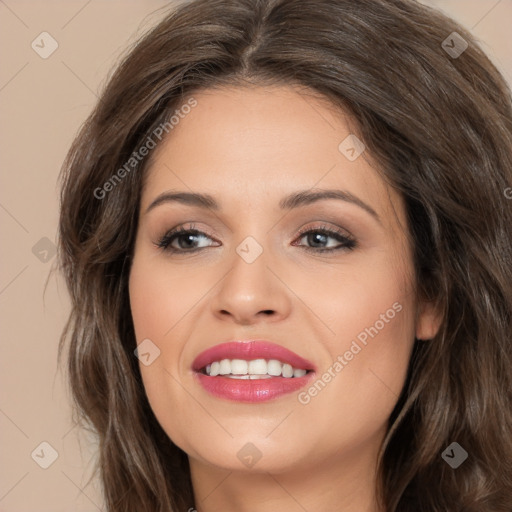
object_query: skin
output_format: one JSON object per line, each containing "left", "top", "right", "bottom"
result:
{"left": 128, "top": 85, "right": 441, "bottom": 512}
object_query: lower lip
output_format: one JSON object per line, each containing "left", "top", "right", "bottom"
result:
{"left": 194, "top": 372, "right": 315, "bottom": 402}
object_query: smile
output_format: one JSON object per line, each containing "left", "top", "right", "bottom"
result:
{"left": 202, "top": 358, "right": 308, "bottom": 378}
{"left": 192, "top": 340, "right": 316, "bottom": 402}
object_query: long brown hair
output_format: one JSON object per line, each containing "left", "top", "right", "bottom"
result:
{"left": 57, "top": 0, "right": 512, "bottom": 510}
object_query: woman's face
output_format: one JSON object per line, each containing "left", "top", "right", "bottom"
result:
{"left": 129, "top": 85, "right": 439, "bottom": 477}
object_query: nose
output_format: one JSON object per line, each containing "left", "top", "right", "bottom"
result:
{"left": 210, "top": 245, "right": 292, "bottom": 326}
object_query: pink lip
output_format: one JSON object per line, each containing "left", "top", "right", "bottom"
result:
{"left": 192, "top": 340, "right": 316, "bottom": 372}
{"left": 191, "top": 340, "right": 317, "bottom": 403}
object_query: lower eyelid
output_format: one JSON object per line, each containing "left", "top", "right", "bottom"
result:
{"left": 156, "top": 225, "right": 356, "bottom": 252}
{"left": 158, "top": 236, "right": 354, "bottom": 254}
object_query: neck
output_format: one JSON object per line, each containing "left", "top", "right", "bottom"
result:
{"left": 189, "top": 439, "right": 386, "bottom": 512}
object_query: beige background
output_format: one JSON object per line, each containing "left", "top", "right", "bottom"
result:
{"left": 0, "top": 1, "right": 510, "bottom": 510}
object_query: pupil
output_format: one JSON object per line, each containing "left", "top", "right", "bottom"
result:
{"left": 180, "top": 234, "right": 196, "bottom": 248}
{"left": 309, "top": 233, "right": 326, "bottom": 247}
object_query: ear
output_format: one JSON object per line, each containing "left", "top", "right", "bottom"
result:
{"left": 415, "top": 299, "right": 443, "bottom": 341}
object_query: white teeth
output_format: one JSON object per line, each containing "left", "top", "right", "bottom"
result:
{"left": 219, "top": 359, "right": 231, "bottom": 375}
{"left": 248, "top": 359, "right": 267, "bottom": 375}
{"left": 210, "top": 361, "right": 220, "bottom": 376}
{"left": 230, "top": 359, "right": 248, "bottom": 374}
{"left": 282, "top": 363, "right": 293, "bottom": 378}
{"left": 267, "top": 359, "right": 282, "bottom": 376}
{"left": 226, "top": 374, "right": 273, "bottom": 380}
{"left": 203, "top": 358, "right": 309, "bottom": 378}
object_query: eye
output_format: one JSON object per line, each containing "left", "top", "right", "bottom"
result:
{"left": 155, "top": 224, "right": 219, "bottom": 253}
{"left": 292, "top": 224, "right": 357, "bottom": 253}
{"left": 155, "top": 223, "right": 357, "bottom": 254}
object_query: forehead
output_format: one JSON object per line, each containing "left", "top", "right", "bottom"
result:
{"left": 141, "top": 85, "right": 404, "bottom": 229}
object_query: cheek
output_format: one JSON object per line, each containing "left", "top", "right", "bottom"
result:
{"left": 129, "top": 255, "right": 216, "bottom": 444}
{"left": 290, "top": 247, "right": 414, "bottom": 355}
{"left": 129, "top": 256, "right": 205, "bottom": 343}
{"left": 293, "top": 254, "right": 415, "bottom": 436}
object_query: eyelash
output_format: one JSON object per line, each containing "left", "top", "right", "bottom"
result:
{"left": 155, "top": 223, "right": 357, "bottom": 254}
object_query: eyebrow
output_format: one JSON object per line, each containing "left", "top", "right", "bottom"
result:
{"left": 145, "top": 188, "right": 380, "bottom": 223}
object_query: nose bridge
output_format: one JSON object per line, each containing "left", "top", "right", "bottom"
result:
{"left": 210, "top": 232, "right": 291, "bottom": 323}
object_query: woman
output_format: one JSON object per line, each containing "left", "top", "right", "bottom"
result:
{"left": 57, "top": 0, "right": 512, "bottom": 510}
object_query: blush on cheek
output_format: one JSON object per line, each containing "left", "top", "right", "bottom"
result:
{"left": 329, "top": 298, "right": 413, "bottom": 395}
{"left": 129, "top": 266, "right": 173, "bottom": 340}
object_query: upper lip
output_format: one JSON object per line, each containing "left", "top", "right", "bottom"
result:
{"left": 192, "top": 340, "right": 316, "bottom": 372}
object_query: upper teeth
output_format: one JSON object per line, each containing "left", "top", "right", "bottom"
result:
{"left": 205, "top": 359, "right": 308, "bottom": 378}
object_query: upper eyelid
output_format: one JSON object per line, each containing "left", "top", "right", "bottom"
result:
{"left": 157, "top": 223, "right": 355, "bottom": 250}
{"left": 161, "top": 222, "right": 351, "bottom": 239}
